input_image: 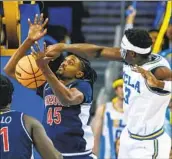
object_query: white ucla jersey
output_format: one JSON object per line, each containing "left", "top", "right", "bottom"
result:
{"left": 123, "top": 54, "right": 171, "bottom": 135}
{"left": 102, "top": 102, "right": 125, "bottom": 158}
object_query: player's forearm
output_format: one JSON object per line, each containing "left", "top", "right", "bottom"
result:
{"left": 61, "top": 43, "right": 104, "bottom": 59}
{"left": 4, "top": 38, "right": 33, "bottom": 77}
{"left": 63, "top": 43, "right": 122, "bottom": 60}
{"left": 41, "top": 66, "right": 75, "bottom": 105}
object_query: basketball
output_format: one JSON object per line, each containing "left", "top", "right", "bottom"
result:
{"left": 15, "top": 55, "right": 46, "bottom": 88}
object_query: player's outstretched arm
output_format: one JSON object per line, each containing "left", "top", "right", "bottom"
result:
{"left": 4, "top": 13, "right": 48, "bottom": 79}
{"left": 24, "top": 115, "right": 63, "bottom": 159}
{"left": 45, "top": 43, "right": 122, "bottom": 61}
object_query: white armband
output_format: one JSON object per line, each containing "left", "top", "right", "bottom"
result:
{"left": 163, "top": 81, "right": 172, "bottom": 92}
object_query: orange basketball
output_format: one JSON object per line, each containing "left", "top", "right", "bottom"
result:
{"left": 15, "top": 55, "right": 46, "bottom": 88}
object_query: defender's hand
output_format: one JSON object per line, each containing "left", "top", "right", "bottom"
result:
{"left": 45, "top": 43, "right": 65, "bottom": 60}
{"left": 28, "top": 13, "right": 48, "bottom": 42}
{"left": 132, "top": 65, "right": 161, "bottom": 88}
{"left": 31, "top": 42, "right": 52, "bottom": 70}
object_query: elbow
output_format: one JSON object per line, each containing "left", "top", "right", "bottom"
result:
{"left": 3, "top": 66, "right": 11, "bottom": 75}
{"left": 3, "top": 67, "right": 15, "bottom": 78}
{"left": 56, "top": 153, "right": 63, "bottom": 159}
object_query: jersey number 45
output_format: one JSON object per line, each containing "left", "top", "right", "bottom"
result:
{"left": 47, "top": 107, "right": 62, "bottom": 126}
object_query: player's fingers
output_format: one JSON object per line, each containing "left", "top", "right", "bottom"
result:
{"left": 44, "top": 56, "right": 54, "bottom": 61}
{"left": 42, "top": 18, "right": 48, "bottom": 28}
{"left": 35, "top": 41, "right": 41, "bottom": 52}
{"left": 31, "top": 52, "right": 37, "bottom": 60}
{"left": 41, "top": 28, "right": 47, "bottom": 37}
{"left": 28, "top": 18, "right": 32, "bottom": 26}
{"left": 44, "top": 42, "right": 47, "bottom": 52}
{"left": 34, "top": 14, "right": 38, "bottom": 24}
{"left": 39, "top": 13, "right": 44, "bottom": 25}
{"left": 31, "top": 46, "right": 37, "bottom": 54}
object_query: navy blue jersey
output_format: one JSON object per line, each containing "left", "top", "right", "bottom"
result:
{"left": 0, "top": 111, "right": 33, "bottom": 159}
{"left": 42, "top": 79, "right": 94, "bottom": 156}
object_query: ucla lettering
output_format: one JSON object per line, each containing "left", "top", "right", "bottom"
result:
{"left": 123, "top": 72, "right": 140, "bottom": 93}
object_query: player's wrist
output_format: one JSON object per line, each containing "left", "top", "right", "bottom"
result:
{"left": 26, "top": 37, "right": 35, "bottom": 44}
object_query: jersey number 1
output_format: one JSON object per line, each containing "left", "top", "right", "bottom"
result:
{"left": 0, "top": 127, "right": 9, "bottom": 152}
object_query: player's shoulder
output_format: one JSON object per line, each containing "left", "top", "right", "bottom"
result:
{"left": 143, "top": 54, "right": 170, "bottom": 70}
{"left": 68, "top": 79, "right": 91, "bottom": 88}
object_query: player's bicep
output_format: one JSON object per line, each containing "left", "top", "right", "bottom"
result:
{"left": 152, "top": 66, "right": 172, "bottom": 81}
{"left": 68, "top": 88, "right": 84, "bottom": 105}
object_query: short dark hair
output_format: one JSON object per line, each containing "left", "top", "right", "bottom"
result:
{"left": 125, "top": 29, "right": 152, "bottom": 49}
{"left": 0, "top": 74, "right": 14, "bottom": 108}
{"left": 125, "top": 29, "right": 152, "bottom": 58}
{"left": 75, "top": 55, "right": 97, "bottom": 85}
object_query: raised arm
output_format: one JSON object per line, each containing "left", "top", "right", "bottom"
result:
{"left": 3, "top": 13, "right": 48, "bottom": 79}
{"left": 24, "top": 115, "right": 63, "bottom": 159}
{"left": 45, "top": 43, "right": 122, "bottom": 61}
{"left": 31, "top": 45, "right": 84, "bottom": 106}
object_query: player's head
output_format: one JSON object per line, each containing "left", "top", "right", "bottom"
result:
{"left": 120, "top": 29, "right": 152, "bottom": 65}
{"left": 0, "top": 74, "right": 14, "bottom": 109}
{"left": 112, "top": 79, "right": 123, "bottom": 99}
{"left": 56, "top": 55, "right": 97, "bottom": 84}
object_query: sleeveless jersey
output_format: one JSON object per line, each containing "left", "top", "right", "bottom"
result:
{"left": 42, "top": 79, "right": 94, "bottom": 156}
{"left": 101, "top": 102, "right": 126, "bottom": 158}
{"left": 123, "top": 54, "right": 171, "bottom": 135}
{"left": 0, "top": 111, "right": 33, "bottom": 159}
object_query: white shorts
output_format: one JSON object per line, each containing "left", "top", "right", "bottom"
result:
{"left": 118, "top": 127, "right": 171, "bottom": 159}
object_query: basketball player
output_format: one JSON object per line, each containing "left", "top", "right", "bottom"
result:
{"left": 4, "top": 14, "right": 97, "bottom": 159}
{"left": 45, "top": 29, "right": 172, "bottom": 158}
{"left": 91, "top": 79, "right": 125, "bottom": 159}
{"left": 0, "top": 74, "right": 62, "bottom": 159}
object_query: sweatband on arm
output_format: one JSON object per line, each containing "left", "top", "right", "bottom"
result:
{"left": 163, "top": 81, "right": 172, "bottom": 92}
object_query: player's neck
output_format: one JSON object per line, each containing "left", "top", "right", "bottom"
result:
{"left": 137, "top": 56, "right": 151, "bottom": 66}
{"left": 0, "top": 104, "right": 11, "bottom": 113}
{"left": 60, "top": 78, "right": 76, "bottom": 86}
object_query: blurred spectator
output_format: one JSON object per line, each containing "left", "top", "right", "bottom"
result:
{"left": 115, "top": 137, "right": 120, "bottom": 158}
{"left": 125, "top": 5, "right": 136, "bottom": 31}
{"left": 125, "top": 5, "right": 167, "bottom": 52}
{"left": 166, "top": 23, "right": 172, "bottom": 49}
{"left": 91, "top": 79, "right": 125, "bottom": 159}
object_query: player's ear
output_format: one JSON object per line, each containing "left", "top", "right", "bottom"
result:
{"left": 76, "top": 71, "right": 84, "bottom": 79}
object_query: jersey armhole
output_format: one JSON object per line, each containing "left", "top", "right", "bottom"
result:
{"left": 21, "top": 113, "right": 33, "bottom": 142}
